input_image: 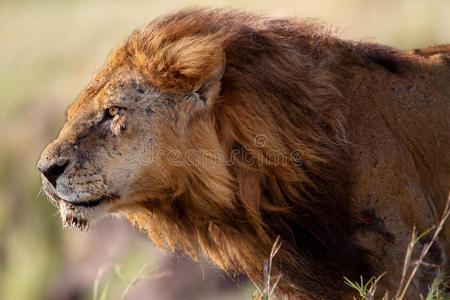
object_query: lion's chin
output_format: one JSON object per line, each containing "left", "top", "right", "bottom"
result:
{"left": 62, "top": 214, "right": 90, "bottom": 231}
{"left": 58, "top": 196, "right": 118, "bottom": 231}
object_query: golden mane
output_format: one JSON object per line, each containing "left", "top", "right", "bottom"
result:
{"left": 116, "top": 9, "right": 377, "bottom": 299}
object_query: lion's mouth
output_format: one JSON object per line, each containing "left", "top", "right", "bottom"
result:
{"left": 65, "top": 196, "right": 110, "bottom": 208}
{"left": 59, "top": 194, "right": 120, "bottom": 231}
{"left": 62, "top": 194, "right": 119, "bottom": 208}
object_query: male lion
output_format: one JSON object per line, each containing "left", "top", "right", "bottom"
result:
{"left": 38, "top": 9, "right": 449, "bottom": 299}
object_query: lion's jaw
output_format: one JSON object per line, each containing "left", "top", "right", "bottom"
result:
{"left": 38, "top": 149, "right": 126, "bottom": 230}
{"left": 38, "top": 147, "right": 135, "bottom": 230}
{"left": 58, "top": 196, "right": 114, "bottom": 230}
{"left": 37, "top": 155, "right": 118, "bottom": 230}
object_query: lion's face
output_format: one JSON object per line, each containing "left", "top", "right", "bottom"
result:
{"left": 38, "top": 67, "right": 204, "bottom": 230}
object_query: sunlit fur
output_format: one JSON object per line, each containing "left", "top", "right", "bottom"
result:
{"left": 39, "top": 9, "right": 449, "bottom": 300}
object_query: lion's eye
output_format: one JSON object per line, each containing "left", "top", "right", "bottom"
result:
{"left": 106, "top": 107, "right": 120, "bottom": 117}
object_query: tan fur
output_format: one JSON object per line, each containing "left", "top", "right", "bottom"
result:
{"left": 38, "top": 9, "right": 449, "bottom": 299}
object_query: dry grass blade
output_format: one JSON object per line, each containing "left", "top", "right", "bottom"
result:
{"left": 252, "top": 236, "right": 282, "bottom": 300}
{"left": 270, "top": 236, "right": 282, "bottom": 259}
{"left": 93, "top": 263, "right": 111, "bottom": 300}
{"left": 395, "top": 195, "right": 450, "bottom": 300}
{"left": 263, "top": 259, "right": 269, "bottom": 300}
{"left": 119, "top": 263, "right": 171, "bottom": 300}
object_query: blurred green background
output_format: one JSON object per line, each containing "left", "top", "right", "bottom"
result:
{"left": 0, "top": 0, "right": 448, "bottom": 299}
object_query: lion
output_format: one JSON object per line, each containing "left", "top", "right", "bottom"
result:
{"left": 38, "top": 9, "right": 449, "bottom": 299}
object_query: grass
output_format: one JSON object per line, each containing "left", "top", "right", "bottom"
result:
{"left": 251, "top": 236, "right": 282, "bottom": 300}
{"left": 344, "top": 273, "right": 387, "bottom": 300}
{"left": 256, "top": 208, "right": 449, "bottom": 300}
{"left": 425, "top": 273, "right": 449, "bottom": 300}
{"left": 92, "top": 262, "right": 172, "bottom": 300}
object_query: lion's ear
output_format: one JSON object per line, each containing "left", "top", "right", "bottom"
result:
{"left": 192, "top": 53, "right": 226, "bottom": 106}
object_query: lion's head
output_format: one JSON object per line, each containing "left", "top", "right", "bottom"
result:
{"left": 38, "top": 9, "right": 449, "bottom": 299}
{"left": 37, "top": 11, "right": 231, "bottom": 227}
{"left": 37, "top": 62, "right": 225, "bottom": 227}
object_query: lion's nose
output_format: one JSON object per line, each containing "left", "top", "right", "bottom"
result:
{"left": 38, "top": 159, "right": 70, "bottom": 188}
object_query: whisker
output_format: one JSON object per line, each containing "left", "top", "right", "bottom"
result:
{"left": 102, "top": 182, "right": 111, "bottom": 198}
{"left": 36, "top": 186, "right": 43, "bottom": 200}
{"left": 51, "top": 210, "right": 61, "bottom": 218}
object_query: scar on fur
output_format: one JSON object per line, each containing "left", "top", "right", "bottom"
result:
{"left": 360, "top": 208, "right": 396, "bottom": 243}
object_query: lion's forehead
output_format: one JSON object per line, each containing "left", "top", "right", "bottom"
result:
{"left": 103, "top": 78, "right": 162, "bottom": 104}
{"left": 67, "top": 89, "right": 105, "bottom": 120}
{"left": 69, "top": 70, "right": 169, "bottom": 120}
{"left": 66, "top": 66, "right": 138, "bottom": 116}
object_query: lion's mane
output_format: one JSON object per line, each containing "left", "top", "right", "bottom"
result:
{"left": 83, "top": 9, "right": 423, "bottom": 299}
